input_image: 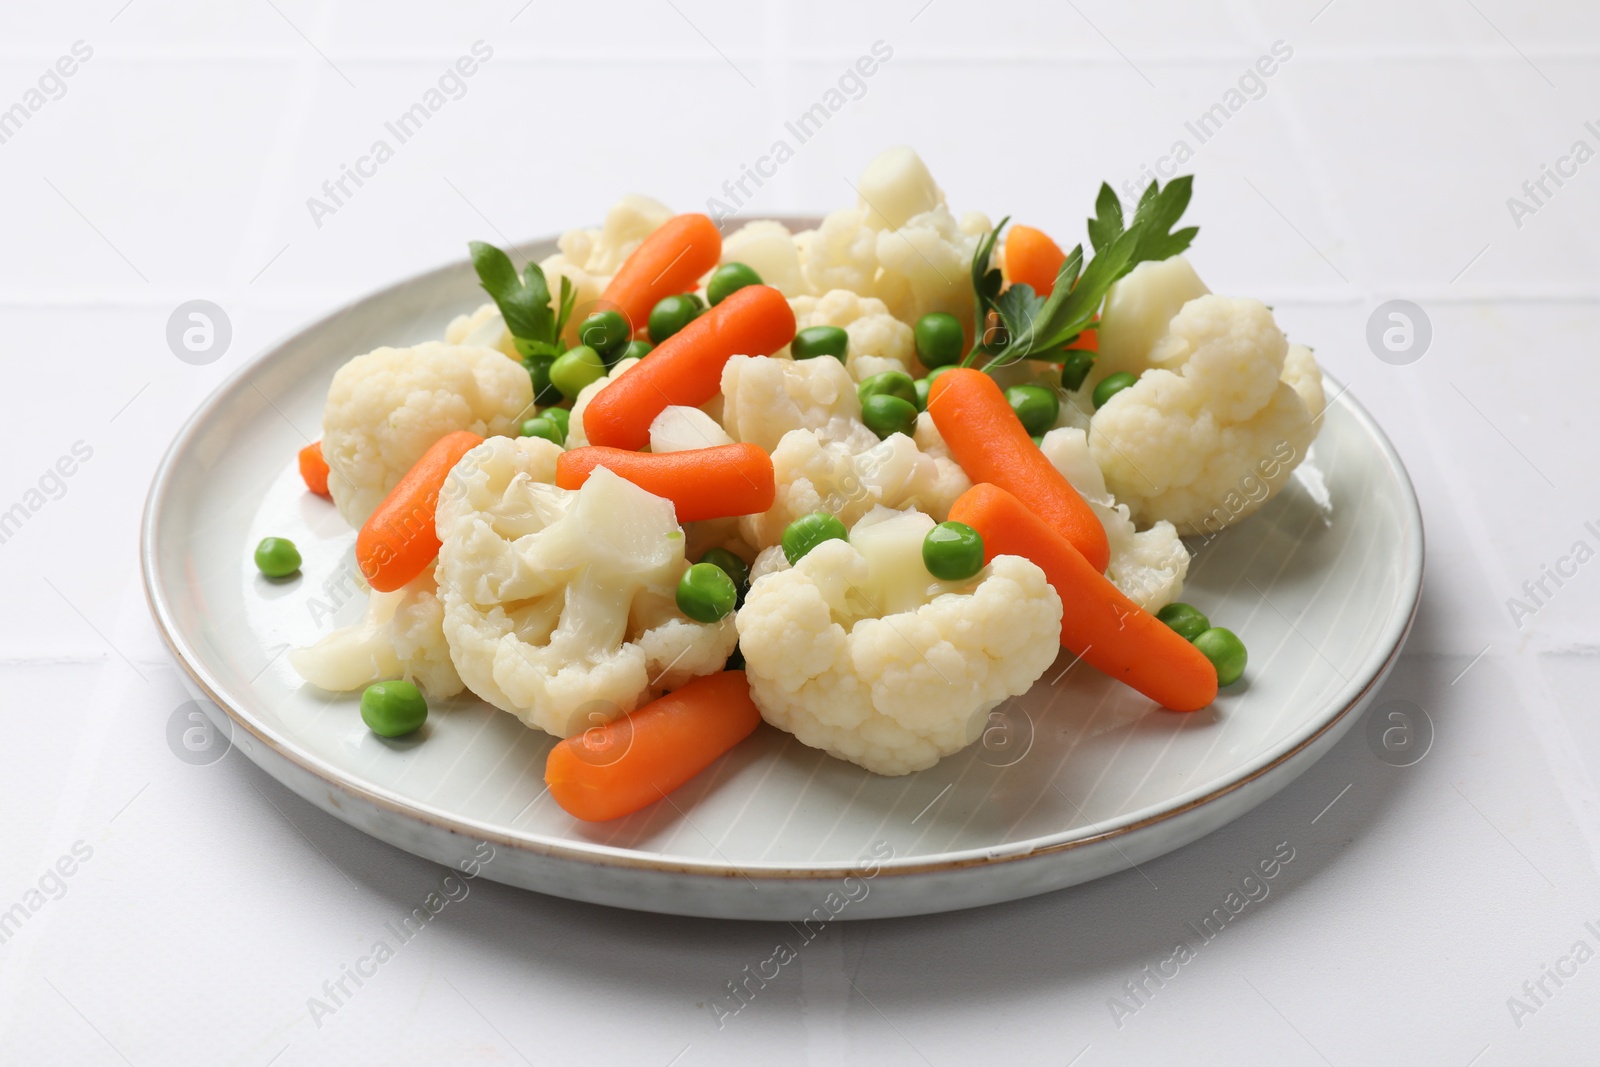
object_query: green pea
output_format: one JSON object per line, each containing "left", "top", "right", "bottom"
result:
{"left": 549, "top": 345, "right": 607, "bottom": 400}
{"left": 541, "top": 406, "right": 571, "bottom": 439}
{"left": 683, "top": 292, "right": 705, "bottom": 310}
{"left": 1059, "top": 349, "right": 1096, "bottom": 392}
{"left": 1092, "top": 371, "right": 1139, "bottom": 410}
{"left": 914, "top": 312, "right": 965, "bottom": 368}
{"left": 791, "top": 325, "right": 849, "bottom": 361}
{"left": 781, "top": 511, "right": 848, "bottom": 565}
{"left": 698, "top": 548, "right": 750, "bottom": 595}
{"left": 1193, "top": 627, "right": 1247, "bottom": 687}
{"left": 648, "top": 294, "right": 702, "bottom": 343}
{"left": 519, "top": 416, "right": 563, "bottom": 446}
{"left": 1156, "top": 602, "right": 1211, "bottom": 642}
{"left": 861, "top": 394, "right": 918, "bottom": 440}
{"left": 914, "top": 377, "right": 932, "bottom": 410}
{"left": 858, "top": 371, "right": 918, "bottom": 409}
{"left": 707, "top": 262, "right": 762, "bottom": 306}
{"left": 677, "top": 562, "right": 738, "bottom": 623}
{"left": 360, "top": 679, "right": 428, "bottom": 738}
{"left": 922, "top": 521, "right": 985, "bottom": 581}
{"left": 1005, "top": 384, "right": 1060, "bottom": 436}
{"left": 1031, "top": 434, "right": 1044, "bottom": 447}
{"left": 616, "top": 339, "right": 653, "bottom": 363}
{"left": 577, "top": 309, "right": 630, "bottom": 358}
{"left": 524, "top": 353, "right": 561, "bottom": 405}
{"left": 253, "top": 536, "right": 301, "bottom": 578}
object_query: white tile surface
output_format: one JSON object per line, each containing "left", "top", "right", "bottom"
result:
{"left": 3, "top": 0, "right": 1599, "bottom": 1063}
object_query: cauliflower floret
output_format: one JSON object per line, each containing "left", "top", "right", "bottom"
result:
{"left": 742, "top": 429, "right": 964, "bottom": 550}
{"left": 444, "top": 303, "right": 520, "bottom": 360}
{"left": 856, "top": 145, "right": 944, "bottom": 231}
{"left": 1040, "top": 428, "right": 1188, "bottom": 611}
{"left": 1089, "top": 295, "right": 1318, "bottom": 535}
{"left": 1093, "top": 256, "right": 1212, "bottom": 386}
{"left": 288, "top": 567, "right": 464, "bottom": 698}
{"left": 719, "top": 354, "right": 877, "bottom": 454}
{"left": 874, "top": 204, "right": 987, "bottom": 329}
{"left": 911, "top": 412, "right": 975, "bottom": 513}
{"left": 435, "top": 437, "right": 735, "bottom": 737}
{"left": 736, "top": 509, "right": 1062, "bottom": 776}
{"left": 565, "top": 356, "right": 641, "bottom": 449}
{"left": 786, "top": 289, "right": 917, "bottom": 382}
{"left": 723, "top": 220, "right": 808, "bottom": 298}
{"left": 321, "top": 341, "right": 533, "bottom": 527}
{"left": 796, "top": 207, "right": 879, "bottom": 296}
{"left": 649, "top": 405, "right": 734, "bottom": 453}
{"left": 1282, "top": 343, "right": 1326, "bottom": 421}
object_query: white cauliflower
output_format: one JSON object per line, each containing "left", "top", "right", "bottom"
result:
{"left": 288, "top": 567, "right": 464, "bottom": 697}
{"left": 435, "top": 437, "right": 735, "bottom": 737}
{"left": 649, "top": 405, "right": 734, "bottom": 453}
{"left": 742, "top": 427, "right": 967, "bottom": 552}
{"left": 796, "top": 207, "right": 879, "bottom": 297}
{"left": 735, "top": 508, "right": 1062, "bottom": 776}
{"left": 564, "top": 355, "right": 641, "bottom": 449}
{"left": 873, "top": 204, "right": 987, "bottom": 329}
{"left": 321, "top": 341, "right": 533, "bottom": 527}
{"left": 723, "top": 220, "right": 808, "bottom": 298}
{"left": 444, "top": 303, "right": 520, "bottom": 360}
{"left": 719, "top": 354, "right": 877, "bottom": 454}
{"left": 793, "top": 146, "right": 988, "bottom": 331}
{"left": 1089, "top": 295, "right": 1320, "bottom": 535}
{"left": 1093, "top": 256, "right": 1211, "bottom": 386}
{"left": 786, "top": 289, "right": 917, "bottom": 382}
{"left": 1039, "top": 428, "right": 1188, "bottom": 611}
{"left": 1282, "top": 343, "right": 1327, "bottom": 420}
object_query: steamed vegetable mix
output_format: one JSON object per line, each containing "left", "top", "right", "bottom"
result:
{"left": 544, "top": 671, "right": 761, "bottom": 822}
{"left": 927, "top": 368, "right": 1110, "bottom": 573}
{"left": 948, "top": 482, "right": 1218, "bottom": 712}
{"left": 280, "top": 144, "right": 1327, "bottom": 790}
{"left": 356, "top": 430, "right": 484, "bottom": 592}
{"left": 600, "top": 213, "right": 722, "bottom": 333}
{"left": 582, "top": 284, "right": 796, "bottom": 450}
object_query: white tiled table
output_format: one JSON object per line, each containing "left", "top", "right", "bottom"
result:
{"left": 3, "top": 1, "right": 1598, "bottom": 1062}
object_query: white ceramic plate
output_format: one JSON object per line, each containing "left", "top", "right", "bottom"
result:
{"left": 142, "top": 223, "right": 1423, "bottom": 920}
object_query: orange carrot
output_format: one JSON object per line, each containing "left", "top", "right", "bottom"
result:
{"left": 600, "top": 213, "right": 723, "bottom": 336}
{"left": 557, "top": 443, "right": 774, "bottom": 522}
{"left": 583, "top": 284, "right": 795, "bottom": 451}
{"left": 1005, "top": 224, "right": 1067, "bottom": 297}
{"left": 927, "top": 368, "right": 1110, "bottom": 572}
{"left": 356, "top": 430, "right": 483, "bottom": 593}
{"left": 545, "top": 670, "right": 762, "bottom": 822}
{"left": 299, "top": 441, "right": 331, "bottom": 497}
{"left": 950, "top": 483, "right": 1217, "bottom": 712}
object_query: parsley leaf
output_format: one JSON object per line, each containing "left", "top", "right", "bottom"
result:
{"left": 468, "top": 240, "right": 573, "bottom": 360}
{"left": 971, "top": 175, "right": 1200, "bottom": 370}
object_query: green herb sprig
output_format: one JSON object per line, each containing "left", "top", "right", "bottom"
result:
{"left": 965, "top": 176, "right": 1198, "bottom": 372}
{"left": 468, "top": 240, "right": 576, "bottom": 360}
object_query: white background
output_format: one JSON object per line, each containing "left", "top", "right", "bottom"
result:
{"left": 3, "top": 0, "right": 1599, "bottom": 1063}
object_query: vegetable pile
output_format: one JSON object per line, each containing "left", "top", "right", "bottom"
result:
{"left": 263, "top": 147, "right": 1326, "bottom": 821}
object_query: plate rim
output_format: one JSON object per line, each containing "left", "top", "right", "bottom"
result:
{"left": 140, "top": 227, "right": 1426, "bottom": 884}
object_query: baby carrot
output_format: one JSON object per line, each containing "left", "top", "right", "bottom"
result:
{"left": 557, "top": 443, "right": 775, "bottom": 522}
{"left": 299, "top": 440, "right": 331, "bottom": 497}
{"left": 1005, "top": 224, "right": 1067, "bottom": 297}
{"left": 601, "top": 213, "right": 723, "bottom": 335}
{"left": 356, "top": 430, "right": 483, "bottom": 592}
{"left": 583, "top": 284, "right": 795, "bottom": 451}
{"left": 927, "top": 368, "right": 1110, "bottom": 572}
{"left": 545, "top": 670, "right": 762, "bottom": 822}
{"left": 949, "top": 483, "right": 1217, "bottom": 712}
